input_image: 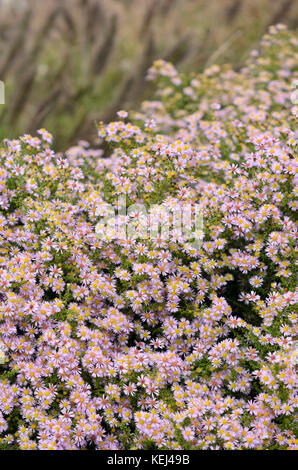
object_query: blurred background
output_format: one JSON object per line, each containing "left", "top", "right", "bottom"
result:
{"left": 0, "top": 0, "right": 297, "bottom": 149}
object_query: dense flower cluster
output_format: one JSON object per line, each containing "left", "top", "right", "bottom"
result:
{"left": 0, "top": 25, "right": 297, "bottom": 450}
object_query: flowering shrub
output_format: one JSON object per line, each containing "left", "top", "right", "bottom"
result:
{"left": 0, "top": 25, "right": 297, "bottom": 450}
